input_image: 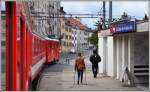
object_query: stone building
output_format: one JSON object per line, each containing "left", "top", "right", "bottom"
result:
{"left": 28, "top": 1, "right": 62, "bottom": 38}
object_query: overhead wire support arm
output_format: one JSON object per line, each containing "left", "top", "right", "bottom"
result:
{"left": 29, "top": 11, "right": 103, "bottom": 19}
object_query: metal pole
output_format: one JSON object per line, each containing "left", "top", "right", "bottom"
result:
{"left": 0, "top": 1, "right": 1, "bottom": 90}
{"left": 109, "top": 1, "right": 112, "bottom": 26}
{"left": 103, "top": 1, "right": 106, "bottom": 29}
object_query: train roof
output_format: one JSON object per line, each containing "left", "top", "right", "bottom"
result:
{"left": 32, "top": 32, "right": 59, "bottom": 42}
{"left": 45, "top": 37, "right": 59, "bottom": 42}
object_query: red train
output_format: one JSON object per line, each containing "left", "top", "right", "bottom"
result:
{"left": 5, "top": 1, "right": 61, "bottom": 91}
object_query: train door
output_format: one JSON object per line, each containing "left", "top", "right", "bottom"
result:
{"left": 26, "top": 28, "right": 32, "bottom": 90}
{"left": 6, "top": 1, "right": 20, "bottom": 90}
{"left": 49, "top": 41, "right": 53, "bottom": 62}
{"left": 20, "top": 17, "right": 28, "bottom": 90}
{"left": 56, "top": 42, "right": 58, "bottom": 60}
{"left": 45, "top": 41, "right": 48, "bottom": 63}
{"left": 52, "top": 41, "right": 55, "bottom": 61}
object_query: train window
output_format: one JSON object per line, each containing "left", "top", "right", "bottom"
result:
{"left": 35, "top": 38, "right": 37, "bottom": 55}
{"left": 32, "top": 37, "right": 34, "bottom": 56}
{"left": 37, "top": 39, "right": 38, "bottom": 54}
{"left": 39, "top": 40, "right": 40, "bottom": 53}
{"left": 49, "top": 42, "right": 51, "bottom": 48}
{"left": 36, "top": 39, "right": 38, "bottom": 54}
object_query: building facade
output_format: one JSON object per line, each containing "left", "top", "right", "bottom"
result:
{"left": 60, "top": 17, "right": 91, "bottom": 53}
{"left": 67, "top": 17, "right": 90, "bottom": 52}
{"left": 28, "top": 1, "right": 62, "bottom": 38}
{"left": 61, "top": 20, "right": 73, "bottom": 52}
{"left": 98, "top": 20, "right": 149, "bottom": 89}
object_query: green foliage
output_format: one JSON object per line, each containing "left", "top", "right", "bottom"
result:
{"left": 88, "top": 31, "right": 98, "bottom": 46}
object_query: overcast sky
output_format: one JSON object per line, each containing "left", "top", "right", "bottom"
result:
{"left": 1, "top": 1, "right": 148, "bottom": 29}
{"left": 61, "top": 1, "right": 148, "bottom": 29}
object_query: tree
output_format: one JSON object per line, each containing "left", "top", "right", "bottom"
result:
{"left": 120, "top": 12, "right": 130, "bottom": 20}
{"left": 88, "top": 31, "right": 98, "bottom": 46}
{"left": 94, "top": 21, "right": 103, "bottom": 31}
{"left": 143, "top": 14, "right": 149, "bottom": 21}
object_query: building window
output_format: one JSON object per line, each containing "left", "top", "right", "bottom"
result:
{"left": 69, "top": 36, "right": 72, "bottom": 39}
{"left": 63, "top": 42, "right": 66, "bottom": 46}
{"left": 66, "top": 35, "right": 68, "bottom": 39}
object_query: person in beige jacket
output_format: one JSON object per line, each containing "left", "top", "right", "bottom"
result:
{"left": 74, "top": 52, "right": 86, "bottom": 84}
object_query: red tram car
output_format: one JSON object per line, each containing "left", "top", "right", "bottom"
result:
{"left": 45, "top": 37, "right": 60, "bottom": 64}
{"left": 5, "top": 1, "right": 61, "bottom": 91}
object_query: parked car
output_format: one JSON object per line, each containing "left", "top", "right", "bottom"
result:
{"left": 69, "top": 48, "right": 76, "bottom": 54}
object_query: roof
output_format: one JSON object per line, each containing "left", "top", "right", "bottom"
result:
{"left": 67, "top": 17, "right": 89, "bottom": 31}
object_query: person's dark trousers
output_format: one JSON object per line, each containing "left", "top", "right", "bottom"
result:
{"left": 92, "top": 65, "right": 98, "bottom": 78}
{"left": 77, "top": 69, "right": 83, "bottom": 84}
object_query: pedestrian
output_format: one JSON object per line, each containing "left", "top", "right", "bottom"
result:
{"left": 74, "top": 52, "right": 86, "bottom": 84}
{"left": 89, "top": 49, "right": 101, "bottom": 78}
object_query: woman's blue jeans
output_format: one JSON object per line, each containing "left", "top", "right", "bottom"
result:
{"left": 77, "top": 69, "right": 83, "bottom": 83}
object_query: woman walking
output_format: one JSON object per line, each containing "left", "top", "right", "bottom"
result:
{"left": 74, "top": 52, "right": 86, "bottom": 84}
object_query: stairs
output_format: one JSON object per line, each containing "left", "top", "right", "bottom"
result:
{"left": 134, "top": 65, "right": 149, "bottom": 84}
{"left": 134, "top": 65, "right": 149, "bottom": 76}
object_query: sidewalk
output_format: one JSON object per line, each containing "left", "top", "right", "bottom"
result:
{"left": 38, "top": 59, "right": 143, "bottom": 91}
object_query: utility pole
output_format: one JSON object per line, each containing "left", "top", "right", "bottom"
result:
{"left": 103, "top": 1, "right": 106, "bottom": 29}
{"left": 0, "top": 1, "right": 1, "bottom": 90}
{"left": 109, "top": 1, "right": 112, "bottom": 26}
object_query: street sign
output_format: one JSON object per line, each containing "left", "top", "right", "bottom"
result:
{"left": 110, "top": 20, "right": 136, "bottom": 33}
{"left": 116, "top": 21, "right": 135, "bottom": 33}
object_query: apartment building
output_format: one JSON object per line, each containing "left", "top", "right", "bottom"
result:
{"left": 67, "top": 17, "right": 90, "bottom": 52}
{"left": 28, "top": 1, "right": 62, "bottom": 38}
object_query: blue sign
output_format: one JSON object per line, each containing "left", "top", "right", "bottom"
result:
{"left": 115, "top": 21, "right": 135, "bottom": 33}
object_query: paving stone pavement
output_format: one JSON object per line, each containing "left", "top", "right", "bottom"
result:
{"left": 38, "top": 59, "right": 144, "bottom": 91}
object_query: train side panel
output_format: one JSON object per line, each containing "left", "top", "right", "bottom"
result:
{"left": 6, "top": 1, "right": 33, "bottom": 90}
{"left": 31, "top": 34, "right": 46, "bottom": 80}
{"left": 45, "top": 39, "right": 60, "bottom": 64}
{"left": 6, "top": 1, "right": 61, "bottom": 91}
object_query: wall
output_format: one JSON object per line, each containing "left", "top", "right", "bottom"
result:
{"left": 107, "top": 36, "right": 114, "bottom": 77}
{"left": 115, "top": 36, "right": 123, "bottom": 80}
{"left": 133, "top": 33, "right": 149, "bottom": 65}
{"left": 132, "top": 33, "right": 149, "bottom": 84}
{"left": 98, "top": 36, "right": 114, "bottom": 77}
{"left": 98, "top": 37, "right": 104, "bottom": 73}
